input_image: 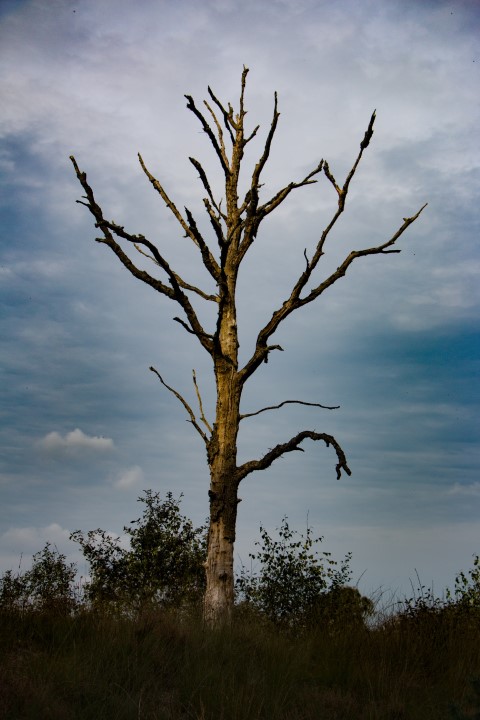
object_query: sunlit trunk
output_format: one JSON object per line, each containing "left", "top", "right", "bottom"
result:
{"left": 203, "top": 285, "right": 241, "bottom": 625}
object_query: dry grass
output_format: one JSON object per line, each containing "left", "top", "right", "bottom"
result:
{"left": 0, "top": 600, "right": 479, "bottom": 720}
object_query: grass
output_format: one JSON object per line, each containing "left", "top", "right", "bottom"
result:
{"left": 1, "top": 601, "right": 479, "bottom": 720}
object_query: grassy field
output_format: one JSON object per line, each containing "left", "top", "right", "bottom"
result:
{"left": 1, "top": 601, "right": 479, "bottom": 720}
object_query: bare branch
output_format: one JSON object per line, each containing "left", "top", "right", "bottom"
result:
{"left": 173, "top": 317, "right": 214, "bottom": 340}
{"left": 297, "top": 203, "right": 428, "bottom": 307}
{"left": 360, "top": 109, "right": 376, "bottom": 150}
{"left": 70, "top": 156, "right": 214, "bottom": 356}
{"left": 137, "top": 153, "right": 197, "bottom": 244}
{"left": 133, "top": 243, "right": 219, "bottom": 302}
{"left": 238, "top": 111, "right": 426, "bottom": 385}
{"left": 150, "top": 366, "right": 209, "bottom": 444}
{"left": 323, "top": 161, "right": 342, "bottom": 197}
{"left": 238, "top": 65, "right": 249, "bottom": 119}
{"left": 203, "top": 197, "right": 227, "bottom": 247}
{"left": 98, "top": 218, "right": 218, "bottom": 302}
{"left": 259, "top": 159, "right": 324, "bottom": 218}
{"left": 192, "top": 369, "right": 213, "bottom": 433}
{"left": 237, "top": 430, "right": 351, "bottom": 482}
{"left": 189, "top": 156, "right": 226, "bottom": 221}
{"left": 240, "top": 399, "right": 340, "bottom": 420}
{"left": 204, "top": 100, "right": 229, "bottom": 167}
{"left": 244, "top": 124, "right": 260, "bottom": 145}
{"left": 237, "top": 159, "right": 324, "bottom": 264}
{"left": 185, "top": 94, "right": 231, "bottom": 177}
{"left": 207, "top": 85, "right": 235, "bottom": 144}
{"left": 250, "top": 91, "right": 279, "bottom": 191}
{"left": 138, "top": 154, "right": 221, "bottom": 283}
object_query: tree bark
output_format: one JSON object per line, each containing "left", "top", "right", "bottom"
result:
{"left": 204, "top": 270, "right": 242, "bottom": 623}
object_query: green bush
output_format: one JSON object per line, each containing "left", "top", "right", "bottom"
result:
{"left": 235, "top": 516, "right": 353, "bottom": 630}
{"left": 447, "top": 554, "right": 480, "bottom": 612}
{"left": 0, "top": 543, "right": 78, "bottom": 615}
{"left": 71, "top": 490, "right": 207, "bottom": 613}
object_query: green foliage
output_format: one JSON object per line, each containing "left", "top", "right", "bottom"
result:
{"left": 235, "top": 516, "right": 353, "bottom": 629}
{"left": 0, "top": 543, "right": 78, "bottom": 615}
{"left": 71, "top": 490, "right": 207, "bottom": 613}
{"left": 447, "top": 554, "right": 480, "bottom": 611}
{"left": 0, "top": 568, "right": 28, "bottom": 613}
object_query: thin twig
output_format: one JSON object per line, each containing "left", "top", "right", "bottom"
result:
{"left": 192, "top": 370, "right": 213, "bottom": 433}
{"left": 240, "top": 399, "right": 340, "bottom": 420}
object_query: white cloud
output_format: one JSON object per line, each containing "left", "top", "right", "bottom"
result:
{"left": 38, "top": 428, "right": 115, "bottom": 453}
{"left": 113, "top": 465, "right": 144, "bottom": 490}
{"left": 1, "top": 522, "right": 70, "bottom": 550}
{"left": 447, "top": 482, "right": 480, "bottom": 497}
{"left": 0, "top": 522, "right": 73, "bottom": 574}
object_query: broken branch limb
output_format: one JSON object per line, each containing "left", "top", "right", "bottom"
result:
{"left": 240, "top": 399, "right": 340, "bottom": 420}
{"left": 173, "top": 317, "right": 214, "bottom": 340}
{"left": 236, "top": 430, "right": 351, "bottom": 482}
{"left": 149, "top": 366, "right": 209, "bottom": 444}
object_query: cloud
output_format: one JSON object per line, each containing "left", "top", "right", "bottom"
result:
{"left": 447, "top": 482, "right": 480, "bottom": 497}
{"left": 0, "top": 522, "right": 73, "bottom": 574}
{"left": 1, "top": 522, "right": 71, "bottom": 550}
{"left": 113, "top": 465, "right": 144, "bottom": 490}
{"left": 38, "top": 428, "right": 115, "bottom": 453}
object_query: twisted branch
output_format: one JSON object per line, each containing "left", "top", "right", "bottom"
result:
{"left": 237, "top": 430, "right": 352, "bottom": 483}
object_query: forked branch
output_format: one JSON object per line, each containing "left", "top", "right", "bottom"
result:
{"left": 149, "top": 366, "right": 209, "bottom": 444}
{"left": 138, "top": 154, "right": 221, "bottom": 282}
{"left": 70, "top": 155, "right": 214, "bottom": 356}
{"left": 238, "top": 109, "right": 427, "bottom": 384}
{"left": 185, "top": 94, "right": 230, "bottom": 176}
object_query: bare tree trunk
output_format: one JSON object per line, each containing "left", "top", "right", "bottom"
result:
{"left": 204, "top": 281, "right": 241, "bottom": 624}
{"left": 70, "top": 66, "right": 426, "bottom": 627}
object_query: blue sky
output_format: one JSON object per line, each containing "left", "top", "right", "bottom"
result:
{"left": 0, "top": 0, "right": 479, "bottom": 601}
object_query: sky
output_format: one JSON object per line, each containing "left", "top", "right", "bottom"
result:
{"left": 0, "top": 0, "right": 479, "bottom": 604}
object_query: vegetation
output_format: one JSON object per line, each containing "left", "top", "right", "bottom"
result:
{"left": 0, "top": 493, "right": 478, "bottom": 718}
{"left": 235, "top": 516, "right": 355, "bottom": 630}
{"left": 70, "top": 491, "right": 207, "bottom": 614}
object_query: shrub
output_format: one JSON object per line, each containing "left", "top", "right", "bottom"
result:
{"left": 447, "top": 554, "right": 480, "bottom": 613}
{"left": 310, "top": 584, "right": 374, "bottom": 630}
{"left": 71, "top": 490, "right": 207, "bottom": 614}
{"left": 235, "top": 516, "right": 353, "bottom": 630}
{"left": 0, "top": 543, "right": 78, "bottom": 615}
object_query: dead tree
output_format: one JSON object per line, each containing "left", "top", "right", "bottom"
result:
{"left": 70, "top": 67, "right": 426, "bottom": 625}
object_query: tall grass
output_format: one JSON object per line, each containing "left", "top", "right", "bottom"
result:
{"left": 1, "top": 600, "right": 479, "bottom": 719}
